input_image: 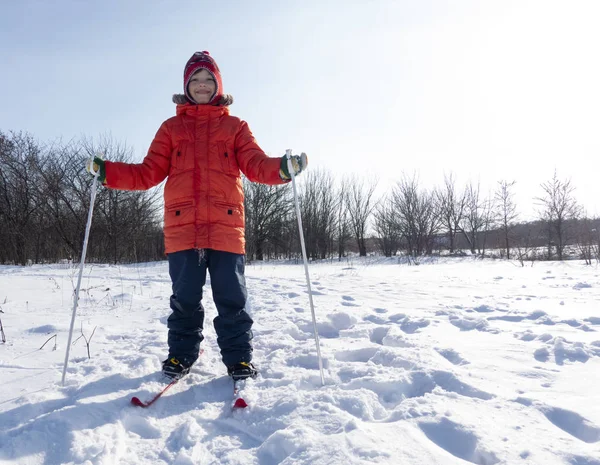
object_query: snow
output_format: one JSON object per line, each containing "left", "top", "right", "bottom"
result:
{"left": 1, "top": 257, "right": 600, "bottom": 464}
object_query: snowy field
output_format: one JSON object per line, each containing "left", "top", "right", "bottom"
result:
{"left": 1, "top": 257, "right": 600, "bottom": 465}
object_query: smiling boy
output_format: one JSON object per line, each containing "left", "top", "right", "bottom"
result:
{"left": 86, "top": 51, "right": 307, "bottom": 381}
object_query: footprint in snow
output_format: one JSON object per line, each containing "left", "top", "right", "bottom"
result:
{"left": 334, "top": 347, "right": 379, "bottom": 363}
{"left": 328, "top": 312, "right": 357, "bottom": 330}
{"left": 435, "top": 347, "right": 470, "bottom": 366}
{"left": 419, "top": 417, "right": 500, "bottom": 465}
{"left": 287, "top": 353, "right": 328, "bottom": 370}
{"left": 449, "top": 315, "right": 498, "bottom": 333}
{"left": 473, "top": 305, "right": 495, "bottom": 313}
{"left": 400, "top": 317, "right": 430, "bottom": 334}
{"left": 341, "top": 295, "right": 359, "bottom": 307}
{"left": 513, "top": 398, "right": 600, "bottom": 444}
{"left": 514, "top": 330, "right": 537, "bottom": 341}
{"left": 429, "top": 370, "right": 494, "bottom": 400}
{"left": 284, "top": 325, "right": 312, "bottom": 341}
{"left": 573, "top": 282, "right": 592, "bottom": 290}
{"left": 533, "top": 337, "right": 600, "bottom": 365}
{"left": 363, "top": 314, "right": 388, "bottom": 325}
{"left": 488, "top": 315, "right": 525, "bottom": 323}
{"left": 568, "top": 455, "right": 600, "bottom": 465}
{"left": 388, "top": 313, "right": 407, "bottom": 323}
{"left": 369, "top": 326, "right": 389, "bottom": 345}
{"left": 121, "top": 415, "right": 162, "bottom": 439}
{"left": 297, "top": 321, "right": 339, "bottom": 339}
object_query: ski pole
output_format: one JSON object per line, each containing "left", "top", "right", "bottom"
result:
{"left": 286, "top": 149, "right": 325, "bottom": 386}
{"left": 61, "top": 156, "right": 101, "bottom": 385}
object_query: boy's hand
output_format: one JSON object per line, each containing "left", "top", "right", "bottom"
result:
{"left": 85, "top": 156, "right": 106, "bottom": 183}
{"left": 280, "top": 153, "right": 308, "bottom": 180}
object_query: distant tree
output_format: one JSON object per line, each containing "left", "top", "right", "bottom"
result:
{"left": 373, "top": 195, "right": 401, "bottom": 257}
{"left": 494, "top": 180, "right": 518, "bottom": 259}
{"left": 0, "top": 131, "right": 43, "bottom": 265}
{"left": 345, "top": 175, "right": 377, "bottom": 257}
{"left": 82, "top": 136, "right": 163, "bottom": 263}
{"left": 392, "top": 175, "right": 440, "bottom": 256}
{"left": 436, "top": 173, "right": 466, "bottom": 254}
{"left": 35, "top": 136, "right": 164, "bottom": 264}
{"left": 35, "top": 140, "right": 92, "bottom": 260}
{"left": 460, "top": 181, "right": 492, "bottom": 255}
{"left": 334, "top": 181, "right": 352, "bottom": 259}
{"left": 244, "top": 178, "right": 291, "bottom": 261}
{"left": 574, "top": 215, "right": 598, "bottom": 265}
{"left": 536, "top": 171, "right": 582, "bottom": 260}
{"left": 514, "top": 226, "right": 536, "bottom": 267}
{"left": 298, "top": 169, "right": 337, "bottom": 260}
{"left": 460, "top": 181, "right": 479, "bottom": 254}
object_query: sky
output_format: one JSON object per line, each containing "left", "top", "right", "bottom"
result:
{"left": 1, "top": 0, "right": 600, "bottom": 220}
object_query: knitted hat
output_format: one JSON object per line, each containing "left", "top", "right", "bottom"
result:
{"left": 183, "top": 51, "right": 223, "bottom": 105}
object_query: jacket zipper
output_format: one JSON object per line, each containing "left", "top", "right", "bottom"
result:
{"left": 206, "top": 118, "right": 211, "bottom": 248}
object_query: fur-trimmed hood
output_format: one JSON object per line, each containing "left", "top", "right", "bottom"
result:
{"left": 172, "top": 93, "right": 234, "bottom": 106}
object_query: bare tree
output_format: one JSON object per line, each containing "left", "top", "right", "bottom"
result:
{"left": 494, "top": 180, "right": 518, "bottom": 259}
{"left": 36, "top": 140, "right": 93, "bottom": 260}
{"left": 298, "top": 169, "right": 337, "bottom": 259}
{"left": 392, "top": 175, "right": 440, "bottom": 257}
{"left": 436, "top": 173, "right": 466, "bottom": 254}
{"left": 334, "top": 181, "right": 352, "bottom": 259}
{"left": 574, "top": 216, "right": 598, "bottom": 265}
{"left": 536, "top": 171, "right": 582, "bottom": 260}
{"left": 460, "top": 181, "right": 494, "bottom": 255}
{"left": 82, "top": 136, "right": 164, "bottom": 263}
{"left": 0, "top": 131, "right": 44, "bottom": 265}
{"left": 460, "top": 181, "right": 480, "bottom": 254}
{"left": 0, "top": 132, "right": 165, "bottom": 265}
{"left": 244, "top": 177, "right": 291, "bottom": 261}
{"left": 345, "top": 176, "right": 377, "bottom": 257}
{"left": 514, "top": 226, "right": 536, "bottom": 267}
{"left": 481, "top": 196, "right": 497, "bottom": 257}
{"left": 373, "top": 195, "right": 401, "bottom": 257}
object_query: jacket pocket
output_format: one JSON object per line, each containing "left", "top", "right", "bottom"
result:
{"left": 217, "top": 141, "right": 239, "bottom": 176}
{"left": 213, "top": 201, "right": 244, "bottom": 227}
{"left": 171, "top": 141, "right": 192, "bottom": 171}
{"left": 165, "top": 199, "right": 195, "bottom": 228}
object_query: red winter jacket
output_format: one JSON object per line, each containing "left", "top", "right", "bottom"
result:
{"left": 104, "top": 103, "right": 286, "bottom": 254}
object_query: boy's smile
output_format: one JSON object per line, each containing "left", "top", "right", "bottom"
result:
{"left": 188, "top": 69, "right": 216, "bottom": 104}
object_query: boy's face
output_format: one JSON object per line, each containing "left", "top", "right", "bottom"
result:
{"left": 188, "top": 69, "right": 216, "bottom": 104}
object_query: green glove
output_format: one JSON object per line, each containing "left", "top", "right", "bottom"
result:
{"left": 280, "top": 153, "right": 308, "bottom": 180}
{"left": 85, "top": 156, "right": 106, "bottom": 183}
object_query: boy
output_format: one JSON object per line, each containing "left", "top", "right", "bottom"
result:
{"left": 86, "top": 51, "right": 307, "bottom": 380}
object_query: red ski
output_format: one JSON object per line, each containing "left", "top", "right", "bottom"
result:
{"left": 232, "top": 379, "right": 248, "bottom": 409}
{"left": 131, "top": 379, "right": 178, "bottom": 408}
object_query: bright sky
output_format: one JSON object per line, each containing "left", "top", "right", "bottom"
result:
{"left": 1, "top": 0, "right": 599, "bottom": 219}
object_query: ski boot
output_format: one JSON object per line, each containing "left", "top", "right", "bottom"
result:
{"left": 162, "top": 357, "right": 191, "bottom": 380}
{"left": 227, "top": 361, "right": 258, "bottom": 380}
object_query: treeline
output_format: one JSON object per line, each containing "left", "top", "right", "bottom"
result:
{"left": 245, "top": 170, "right": 599, "bottom": 264}
{"left": 1, "top": 130, "right": 598, "bottom": 265}
{"left": 0, "top": 131, "right": 163, "bottom": 265}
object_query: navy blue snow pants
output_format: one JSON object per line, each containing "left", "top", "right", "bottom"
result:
{"left": 167, "top": 248, "right": 253, "bottom": 367}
